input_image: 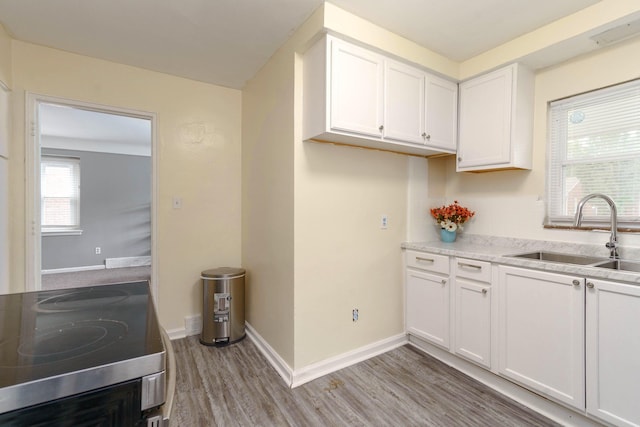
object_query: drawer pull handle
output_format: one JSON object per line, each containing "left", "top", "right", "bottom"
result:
{"left": 586, "top": 282, "right": 595, "bottom": 289}
{"left": 572, "top": 279, "right": 581, "bottom": 286}
{"left": 458, "top": 262, "right": 482, "bottom": 270}
{"left": 416, "top": 257, "right": 435, "bottom": 263}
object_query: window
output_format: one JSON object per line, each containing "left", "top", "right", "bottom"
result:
{"left": 547, "top": 79, "right": 640, "bottom": 229}
{"left": 41, "top": 156, "right": 81, "bottom": 234}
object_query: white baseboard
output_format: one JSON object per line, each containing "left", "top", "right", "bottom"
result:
{"left": 245, "top": 322, "right": 294, "bottom": 386}
{"left": 105, "top": 256, "right": 151, "bottom": 269}
{"left": 408, "top": 334, "right": 602, "bottom": 427}
{"left": 42, "top": 264, "right": 105, "bottom": 275}
{"left": 291, "top": 332, "right": 407, "bottom": 388}
{"left": 246, "top": 322, "right": 408, "bottom": 389}
{"left": 165, "top": 327, "right": 187, "bottom": 340}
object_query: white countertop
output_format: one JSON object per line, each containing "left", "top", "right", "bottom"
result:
{"left": 402, "top": 234, "right": 640, "bottom": 285}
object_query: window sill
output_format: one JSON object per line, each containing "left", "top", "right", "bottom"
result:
{"left": 42, "top": 229, "right": 83, "bottom": 237}
{"left": 543, "top": 224, "right": 640, "bottom": 233}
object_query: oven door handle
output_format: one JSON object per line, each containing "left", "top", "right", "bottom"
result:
{"left": 159, "top": 327, "right": 176, "bottom": 426}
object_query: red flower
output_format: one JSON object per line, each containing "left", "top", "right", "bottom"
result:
{"left": 430, "top": 201, "right": 475, "bottom": 226}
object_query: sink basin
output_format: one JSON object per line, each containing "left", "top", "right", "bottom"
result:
{"left": 593, "top": 259, "right": 640, "bottom": 273}
{"left": 508, "top": 251, "right": 606, "bottom": 265}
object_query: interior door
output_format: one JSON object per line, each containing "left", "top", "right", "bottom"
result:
{"left": 26, "top": 94, "right": 157, "bottom": 295}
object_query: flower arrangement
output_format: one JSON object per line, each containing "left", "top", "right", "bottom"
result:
{"left": 430, "top": 201, "right": 475, "bottom": 232}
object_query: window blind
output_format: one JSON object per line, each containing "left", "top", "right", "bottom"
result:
{"left": 41, "top": 156, "right": 80, "bottom": 230}
{"left": 547, "top": 79, "right": 640, "bottom": 227}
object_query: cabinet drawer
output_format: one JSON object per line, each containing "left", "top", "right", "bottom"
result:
{"left": 406, "top": 250, "right": 449, "bottom": 275}
{"left": 454, "top": 258, "right": 491, "bottom": 282}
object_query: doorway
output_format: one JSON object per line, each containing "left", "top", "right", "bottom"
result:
{"left": 26, "top": 94, "right": 158, "bottom": 296}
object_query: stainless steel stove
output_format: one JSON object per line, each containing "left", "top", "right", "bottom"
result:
{"left": 0, "top": 281, "right": 168, "bottom": 426}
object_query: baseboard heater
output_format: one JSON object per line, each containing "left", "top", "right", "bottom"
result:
{"left": 105, "top": 256, "right": 151, "bottom": 269}
{"left": 42, "top": 265, "right": 105, "bottom": 275}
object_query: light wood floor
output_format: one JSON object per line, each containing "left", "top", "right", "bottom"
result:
{"left": 172, "top": 336, "right": 559, "bottom": 426}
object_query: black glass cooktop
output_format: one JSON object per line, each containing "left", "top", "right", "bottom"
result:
{"left": 0, "top": 281, "right": 165, "bottom": 414}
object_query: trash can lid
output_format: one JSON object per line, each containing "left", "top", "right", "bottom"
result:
{"left": 201, "top": 267, "right": 245, "bottom": 279}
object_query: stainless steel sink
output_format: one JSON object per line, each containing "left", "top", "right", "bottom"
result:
{"left": 593, "top": 259, "right": 640, "bottom": 273}
{"left": 508, "top": 251, "right": 606, "bottom": 265}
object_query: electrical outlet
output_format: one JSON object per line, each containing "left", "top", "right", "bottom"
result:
{"left": 352, "top": 308, "right": 359, "bottom": 322}
{"left": 95, "top": 247, "right": 101, "bottom": 255}
{"left": 381, "top": 215, "right": 388, "bottom": 229}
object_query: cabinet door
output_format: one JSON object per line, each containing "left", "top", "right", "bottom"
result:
{"left": 454, "top": 278, "right": 491, "bottom": 368}
{"left": 330, "top": 39, "right": 383, "bottom": 138}
{"left": 383, "top": 60, "right": 425, "bottom": 144}
{"left": 497, "top": 266, "right": 585, "bottom": 409}
{"left": 406, "top": 268, "right": 450, "bottom": 349}
{"left": 586, "top": 279, "right": 640, "bottom": 427}
{"left": 425, "top": 75, "right": 457, "bottom": 151}
{"left": 458, "top": 66, "right": 513, "bottom": 168}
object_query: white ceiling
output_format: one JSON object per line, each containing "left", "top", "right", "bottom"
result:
{"left": 0, "top": 0, "right": 603, "bottom": 90}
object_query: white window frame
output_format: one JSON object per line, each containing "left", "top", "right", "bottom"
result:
{"left": 546, "top": 79, "right": 640, "bottom": 230}
{"left": 41, "top": 155, "right": 82, "bottom": 236}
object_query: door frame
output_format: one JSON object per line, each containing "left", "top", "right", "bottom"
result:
{"left": 25, "top": 92, "right": 159, "bottom": 300}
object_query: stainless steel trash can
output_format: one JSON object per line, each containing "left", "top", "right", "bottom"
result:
{"left": 200, "top": 267, "right": 246, "bottom": 346}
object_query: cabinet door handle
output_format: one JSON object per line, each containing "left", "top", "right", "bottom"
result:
{"left": 458, "top": 157, "right": 462, "bottom": 162}
{"left": 416, "top": 257, "right": 435, "bottom": 263}
{"left": 441, "top": 279, "right": 447, "bottom": 285}
{"left": 458, "top": 262, "right": 481, "bottom": 270}
{"left": 586, "top": 282, "right": 595, "bottom": 289}
{"left": 378, "top": 125, "right": 384, "bottom": 132}
{"left": 572, "top": 279, "right": 581, "bottom": 286}
{"left": 482, "top": 288, "right": 488, "bottom": 295}
{"left": 421, "top": 132, "right": 431, "bottom": 141}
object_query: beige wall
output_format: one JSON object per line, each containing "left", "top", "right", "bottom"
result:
{"left": 241, "top": 5, "right": 325, "bottom": 367}
{"left": 0, "top": 24, "right": 11, "bottom": 87}
{"left": 293, "top": 142, "right": 408, "bottom": 367}
{"left": 441, "top": 35, "right": 640, "bottom": 250}
{"left": 9, "top": 41, "right": 242, "bottom": 330}
{"left": 243, "top": 3, "right": 437, "bottom": 369}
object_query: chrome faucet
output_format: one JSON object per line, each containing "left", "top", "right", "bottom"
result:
{"left": 574, "top": 193, "right": 619, "bottom": 259}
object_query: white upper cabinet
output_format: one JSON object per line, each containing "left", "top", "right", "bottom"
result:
{"left": 303, "top": 35, "right": 457, "bottom": 157}
{"left": 384, "top": 60, "right": 458, "bottom": 151}
{"left": 425, "top": 74, "right": 458, "bottom": 151}
{"left": 330, "top": 40, "right": 384, "bottom": 138}
{"left": 457, "top": 63, "right": 534, "bottom": 172}
{"left": 384, "top": 60, "right": 425, "bottom": 144}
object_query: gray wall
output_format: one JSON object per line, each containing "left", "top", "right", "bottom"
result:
{"left": 41, "top": 148, "right": 151, "bottom": 269}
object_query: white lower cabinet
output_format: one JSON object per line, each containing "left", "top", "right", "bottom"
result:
{"left": 497, "top": 266, "right": 585, "bottom": 410}
{"left": 406, "top": 250, "right": 640, "bottom": 426}
{"left": 586, "top": 278, "right": 640, "bottom": 427}
{"left": 453, "top": 258, "right": 492, "bottom": 368}
{"left": 406, "top": 268, "right": 450, "bottom": 349}
{"left": 405, "top": 250, "right": 450, "bottom": 350}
